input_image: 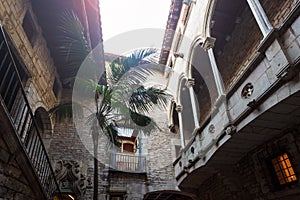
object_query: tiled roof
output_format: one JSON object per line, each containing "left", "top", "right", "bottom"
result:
{"left": 159, "top": 0, "right": 183, "bottom": 65}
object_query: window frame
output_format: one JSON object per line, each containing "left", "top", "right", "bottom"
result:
{"left": 268, "top": 152, "right": 298, "bottom": 188}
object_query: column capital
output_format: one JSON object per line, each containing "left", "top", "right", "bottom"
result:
{"left": 175, "top": 104, "right": 183, "bottom": 112}
{"left": 185, "top": 78, "right": 195, "bottom": 88}
{"left": 202, "top": 37, "right": 216, "bottom": 50}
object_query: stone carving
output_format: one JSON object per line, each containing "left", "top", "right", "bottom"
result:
{"left": 55, "top": 160, "right": 90, "bottom": 199}
{"left": 208, "top": 124, "right": 215, "bottom": 133}
{"left": 241, "top": 83, "right": 254, "bottom": 99}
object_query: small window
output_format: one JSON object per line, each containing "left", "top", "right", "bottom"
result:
{"left": 53, "top": 77, "right": 60, "bottom": 98}
{"left": 272, "top": 153, "right": 297, "bottom": 185}
{"left": 123, "top": 143, "right": 134, "bottom": 153}
{"left": 22, "top": 11, "right": 38, "bottom": 46}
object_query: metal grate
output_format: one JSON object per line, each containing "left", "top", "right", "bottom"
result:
{"left": 272, "top": 153, "right": 297, "bottom": 185}
{"left": 110, "top": 152, "right": 146, "bottom": 173}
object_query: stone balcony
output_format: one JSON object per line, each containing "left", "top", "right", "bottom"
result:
{"left": 173, "top": 5, "right": 300, "bottom": 189}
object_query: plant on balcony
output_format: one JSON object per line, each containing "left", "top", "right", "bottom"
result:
{"left": 50, "top": 11, "right": 169, "bottom": 200}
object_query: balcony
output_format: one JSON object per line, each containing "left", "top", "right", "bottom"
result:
{"left": 173, "top": 5, "right": 300, "bottom": 190}
{"left": 109, "top": 152, "right": 147, "bottom": 173}
{"left": 0, "top": 27, "right": 60, "bottom": 199}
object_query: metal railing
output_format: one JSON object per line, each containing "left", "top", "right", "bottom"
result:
{"left": 110, "top": 152, "right": 146, "bottom": 173}
{"left": 0, "top": 26, "right": 60, "bottom": 199}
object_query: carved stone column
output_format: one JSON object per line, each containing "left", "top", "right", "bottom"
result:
{"left": 203, "top": 37, "right": 225, "bottom": 96}
{"left": 176, "top": 104, "right": 185, "bottom": 148}
{"left": 185, "top": 78, "right": 200, "bottom": 129}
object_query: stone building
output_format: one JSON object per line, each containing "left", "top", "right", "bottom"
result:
{"left": 161, "top": 0, "right": 300, "bottom": 199}
{"left": 0, "top": 0, "right": 179, "bottom": 199}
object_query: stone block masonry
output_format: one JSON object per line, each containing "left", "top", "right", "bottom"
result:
{"left": 0, "top": 0, "right": 58, "bottom": 111}
{"left": 0, "top": 137, "right": 36, "bottom": 199}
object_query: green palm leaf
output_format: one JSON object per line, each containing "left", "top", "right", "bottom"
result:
{"left": 57, "top": 10, "right": 91, "bottom": 86}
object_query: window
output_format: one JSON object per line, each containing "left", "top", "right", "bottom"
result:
{"left": 123, "top": 143, "right": 134, "bottom": 153}
{"left": 22, "top": 11, "right": 38, "bottom": 46}
{"left": 53, "top": 77, "right": 60, "bottom": 98}
{"left": 272, "top": 153, "right": 297, "bottom": 185}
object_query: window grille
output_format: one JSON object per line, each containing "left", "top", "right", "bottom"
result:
{"left": 272, "top": 153, "right": 297, "bottom": 185}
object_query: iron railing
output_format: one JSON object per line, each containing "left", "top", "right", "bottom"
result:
{"left": 0, "top": 26, "right": 60, "bottom": 199}
{"left": 110, "top": 152, "right": 146, "bottom": 173}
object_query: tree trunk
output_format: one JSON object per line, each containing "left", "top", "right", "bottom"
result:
{"left": 93, "top": 133, "right": 99, "bottom": 200}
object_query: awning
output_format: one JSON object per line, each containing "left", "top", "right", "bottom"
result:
{"left": 143, "top": 190, "right": 197, "bottom": 200}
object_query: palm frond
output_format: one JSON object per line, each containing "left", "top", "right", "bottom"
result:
{"left": 57, "top": 10, "right": 91, "bottom": 86}
{"left": 115, "top": 110, "right": 161, "bottom": 136}
{"left": 108, "top": 48, "right": 157, "bottom": 84}
{"left": 129, "top": 86, "right": 170, "bottom": 113}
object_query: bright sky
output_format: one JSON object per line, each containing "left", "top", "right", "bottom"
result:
{"left": 101, "top": 0, "right": 171, "bottom": 42}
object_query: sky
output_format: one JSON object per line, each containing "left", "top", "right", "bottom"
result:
{"left": 101, "top": 0, "right": 171, "bottom": 46}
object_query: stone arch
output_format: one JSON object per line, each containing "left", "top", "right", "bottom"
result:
{"left": 168, "top": 100, "right": 179, "bottom": 134}
{"left": 186, "top": 37, "right": 204, "bottom": 78}
{"left": 34, "top": 107, "right": 52, "bottom": 150}
{"left": 175, "top": 73, "right": 187, "bottom": 105}
{"left": 204, "top": 0, "right": 262, "bottom": 90}
{"left": 203, "top": 0, "right": 217, "bottom": 37}
{"left": 179, "top": 78, "right": 194, "bottom": 140}
{"left": 187, "top": 38, "right": 219, "bottom": 125}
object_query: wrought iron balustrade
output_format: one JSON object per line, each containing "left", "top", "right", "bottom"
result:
{"left": 0, "top": 26, "right": 60, "bottom": 199}
{"left": 110, "top": 152, "right": 146, "bottom": 173}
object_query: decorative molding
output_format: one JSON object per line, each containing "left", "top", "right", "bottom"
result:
{"left": 185, "top": 78, "right": 195, "bottom": 88}
{"left": 208, "top": 124, "right": 215, "bottom": 133}
{"left": 55, "top": 160, "right": 90, "bottom": 198}
{"left": 175, "top": 104, "right": 183, "bottom": 112}
{"left": 174, "top": 52, "right": 184, "bottom": 58}
{"left": 202, "top": 37, "right": 216, "bottom": 50}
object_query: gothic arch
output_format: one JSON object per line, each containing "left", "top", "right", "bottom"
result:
{"left": 203, "top": 0, "right": 218, "bottom": 37}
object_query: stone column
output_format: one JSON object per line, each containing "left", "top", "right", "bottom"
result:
{"left": 185, "top": 78, "right": 200, "bottom": 129}
{"left": 203, "top": 37, "right": 225, "bottom": 96}
{"left": 176, "top": 104, "right": 185, "bottom": 148}
{"left": 247, "top": 0, "right": 272, "bottom": 36}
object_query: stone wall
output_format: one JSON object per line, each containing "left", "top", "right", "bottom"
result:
{"left": 196, "top": 131, "right": 300, "bottom": 200}
{"left": 0, "top": 0, "right": 58, "bottom": 111}
{"left": 144, "top": 107, "right": 180, "bottom": 192}
{"left": 215, "top": 5, "right": 263, "bottom": 91}
{"left": 49, "top": 119, "right": 96, "bottom": 199}
{"left": 0, "top": 0, "right": 60, "bottom": 199}
{"left": 0, "top": 137, "right": 36, "bottom": 199}
{"left": 107, "top": 107, "right": 180, "bottom": 199}
{"left": 108, "top": 172, "right": 147, "bottom": 200}
{"left": 261, "top": 0, "right": 299, "bottom": 28}
{"left": 216, "top": 0, "right": 299, "bottom": 91}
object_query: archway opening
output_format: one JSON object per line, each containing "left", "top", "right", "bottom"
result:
{"left": 34, "top": 107, "right": 52, "bottom": 151}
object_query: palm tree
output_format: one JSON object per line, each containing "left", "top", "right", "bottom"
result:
{"left": 51, "top": 11, "right": 169, "bottom": 200}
